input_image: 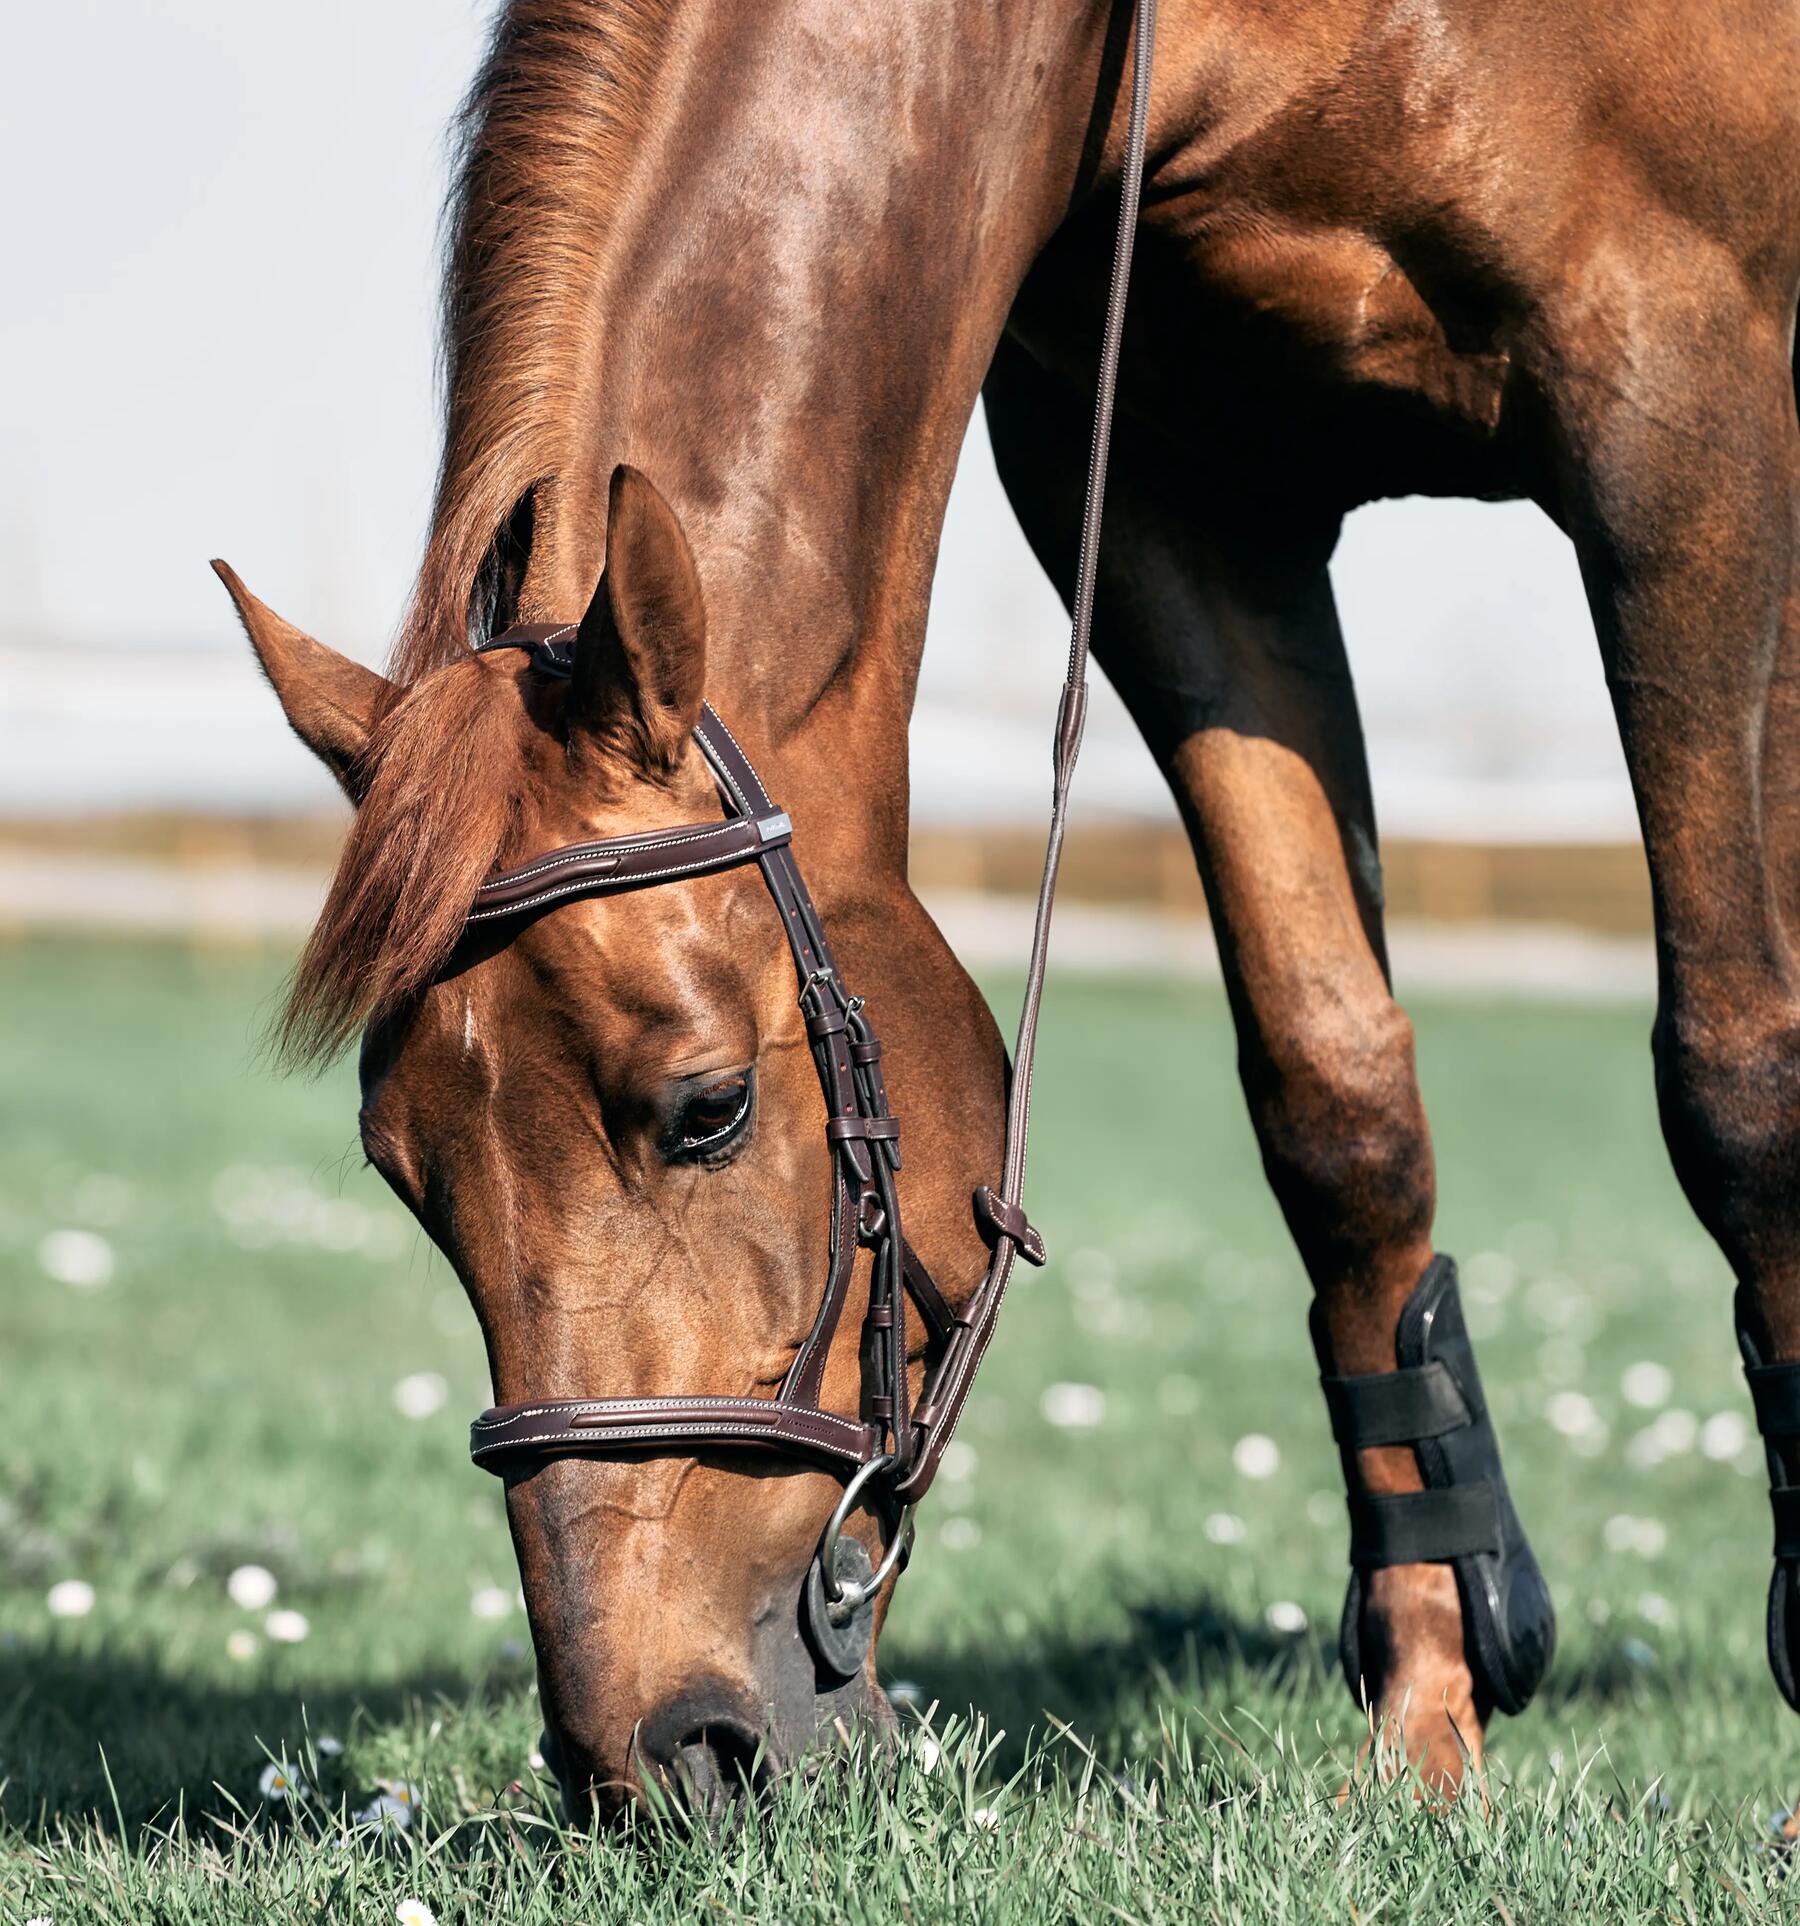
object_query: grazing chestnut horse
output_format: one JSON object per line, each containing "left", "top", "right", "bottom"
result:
{"left": 218, "top": 0, "right": 1800, "bottom": 1811}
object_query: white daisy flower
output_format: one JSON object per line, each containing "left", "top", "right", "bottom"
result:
{"left": 356, "top": 1794, "right": 417, "bottom": 1833}
{"left": 394, "top": 1902, "right": 437, "bottom": 1926}
{"left": 317, "top": 1735, "right": 345, "bottom": 1758}
{"left": 265, "top": 1609, "right": 310, "bottom": 1644}
{"left": 227, "top": 1565, "right": 278, "bottom": 1611}
{"left": 470, "top": 1586, "right": 512, "bottom": 1620}
{"left": 1232, "top": 1433, "right": 1280, "bottom": 1479}
{"left": 226, "top": 1630, "right": 259, "bottom": 1662}
{"left": 46, "top": 1580, "right": 94, "bottom": 1620}
{"left": 1039, "top": 1382, "right": 1105, "bottom": 1430}
{"left": 1264, "top": 1599, "right": 1308, "bottom": 1634}
{"left": 1204, "top": 1513, "right": 1247, "bottom": 1545}
{"left": 1604, "top": 1514, "right": 1666, "bottom": 1556}
{"left": 37, "top": 1228, "right": 115, "bottom": 1289}
{"left": 391, "top": 1373, "right": 448, "bottom": 1420}
{"left": 1701, "top": 1410, "right": 1749, "bottom": 1460}
{"left": 1545, "top": 1391, "right": 1602, "bottom": 1438}
{"left": 1620, "top": 1361, "right": 1672, "bottom": 1409}
{"left": 970, "top": 1804, "right": 1002, "bottom": 1830}
{"left": 258, "top": 1760, "right": 309, "bottom": 1803}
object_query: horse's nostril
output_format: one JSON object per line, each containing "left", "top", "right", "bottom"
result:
{"left": 667, "top": 1724, "right": 765, "bottom": 1817}
{"left": 637, "top": 1696, "right": 770, "bottom": 1821}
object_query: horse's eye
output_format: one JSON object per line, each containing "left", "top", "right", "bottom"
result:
{"left": 661, "top": 1071, "right": 755, "bottom": 1165}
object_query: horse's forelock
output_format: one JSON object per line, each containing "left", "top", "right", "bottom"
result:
{"left": 277, "top": 661, "right": 529, "bottom": 1067}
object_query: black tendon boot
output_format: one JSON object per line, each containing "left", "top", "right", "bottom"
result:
{"left": 1310, "top": 1255, "right": 1554, "bottom": 1717}
{"left": 1736, "top": 1282, "right": 1800, "bottom": 1709}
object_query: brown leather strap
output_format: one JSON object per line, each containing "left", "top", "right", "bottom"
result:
{"left": 469, "top": 810, "right": 790, "bottom": 922}
{"left": 470, "top": 1394, "right": 878, "bottom": 1473}
{"left": 972, "top": 1184, "right": 1047, "bottom": 1267}
{"left": 894, "top": 0, "right": 1155, "bottom": 1504}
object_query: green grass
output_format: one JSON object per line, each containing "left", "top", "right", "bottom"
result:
{"left": 3, "top": 935, "right": 1798, "bottom": 1922}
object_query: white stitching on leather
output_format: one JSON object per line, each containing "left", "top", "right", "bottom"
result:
{"left": 471, "top": 1396, "right": 868, "bottom": 1439}
{"left": 472, "top": 1425, "right": 870, "bottom": 1461}
{"left": 693, "top": 717, "right": 755, "bottom": 815}
{"left": 700, "top": 709, "right": 766, "bottom": 797}
{"left": 467, "top": 841, "right": 772, "bottom": 923}
{"left": 481, "top": 821, "right": 746, "bottom": 891}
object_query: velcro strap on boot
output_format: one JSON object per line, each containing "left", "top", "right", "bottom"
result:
{"left": 1348, "top": 1484, "right": 1503, "bottom": 1567}
{"left": 1746, "top": 1362, "right": 1800, "bottom": 1438}
{"left": 1321, "top": 1362, "right": 1471, "bottom": 1450}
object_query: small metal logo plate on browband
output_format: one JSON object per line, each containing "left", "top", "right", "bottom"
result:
{"left": 758, "top": 812, "right": 793, "bottom": 842}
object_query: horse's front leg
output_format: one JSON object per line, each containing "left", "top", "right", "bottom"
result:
{"left": 986, "top": 336, "right": 1550, "bottom": 1790}
{"left": 1539, "top": 263, "right": 1800, "bottom": 1703}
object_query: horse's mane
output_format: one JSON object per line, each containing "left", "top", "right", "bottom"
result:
{"left": 392, "top": 0, "right": 672, "bottom": 686}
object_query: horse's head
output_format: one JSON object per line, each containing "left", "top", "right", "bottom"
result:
{"left": 216, "top": 466, "right": 1003, "bottom": 1817}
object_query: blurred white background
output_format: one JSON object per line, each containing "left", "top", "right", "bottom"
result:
{"left": 0, "top": 0, "right": 1635, "bottom": 841}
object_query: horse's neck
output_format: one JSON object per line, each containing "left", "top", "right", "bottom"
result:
{"left": 513, "top": 0, "right": 1106, "bottom": 807}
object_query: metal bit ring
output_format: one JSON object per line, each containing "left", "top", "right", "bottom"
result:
{"left": 818, "top": 1454, "right": 915, "bottom": 1625}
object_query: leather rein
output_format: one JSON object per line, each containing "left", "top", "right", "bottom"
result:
{"left": 464, "top": 0, "right": 1157, "bottom": 1638}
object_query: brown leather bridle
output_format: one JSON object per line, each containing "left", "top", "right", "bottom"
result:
{"left": 463, "top": 0, "right": 1156, "bottom": 1659}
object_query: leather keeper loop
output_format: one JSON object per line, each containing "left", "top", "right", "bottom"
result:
{"left": 849, "top": 1039, "right": 882, "bottom": 1065}
{"left": 1772, "top": 1488, "right": 1800, "bottom": 1559}
{"left": 1321, "top": 1362, "right": 1471, "bottom": 1451}
{"left": 1347, "top": 1483, "right": 1502, "bottom": 1567}
{"left": 1747, "top": 1362, "right": 1800, "bottom": 1438}
{"left": 826, "top": 1114, "right": 900, "bottom": 1143}
{"left": 806, "top": 1005, "right": 849, "bottom": 1040}
{"left": 972, "top": 1184, "right": 1047, "bottom": 1266}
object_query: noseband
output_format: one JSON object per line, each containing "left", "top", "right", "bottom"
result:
{"left": 464, "top": 1, "right": 1156, "bottom": 1670}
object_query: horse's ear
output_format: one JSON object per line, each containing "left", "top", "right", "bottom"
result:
{"left": 211, "top": 561, "right": 392, "bottom": 803}
{"left": 570, "top": 465, "right": 707, "bottom": 773}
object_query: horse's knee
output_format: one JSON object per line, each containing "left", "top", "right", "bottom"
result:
{"left": 1246, "top": 995, "right": 1433, "bottom": 1279}
{"left": 1654, "top": 994, "right": 1800, "bottom": 1275}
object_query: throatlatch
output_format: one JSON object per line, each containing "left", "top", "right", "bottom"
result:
{"left": 1311, "top": 1256, "right": 1554, "bottom": 1717}
{"left": 1736, "top": 1283, "right": 1800, "bottom": 1709}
